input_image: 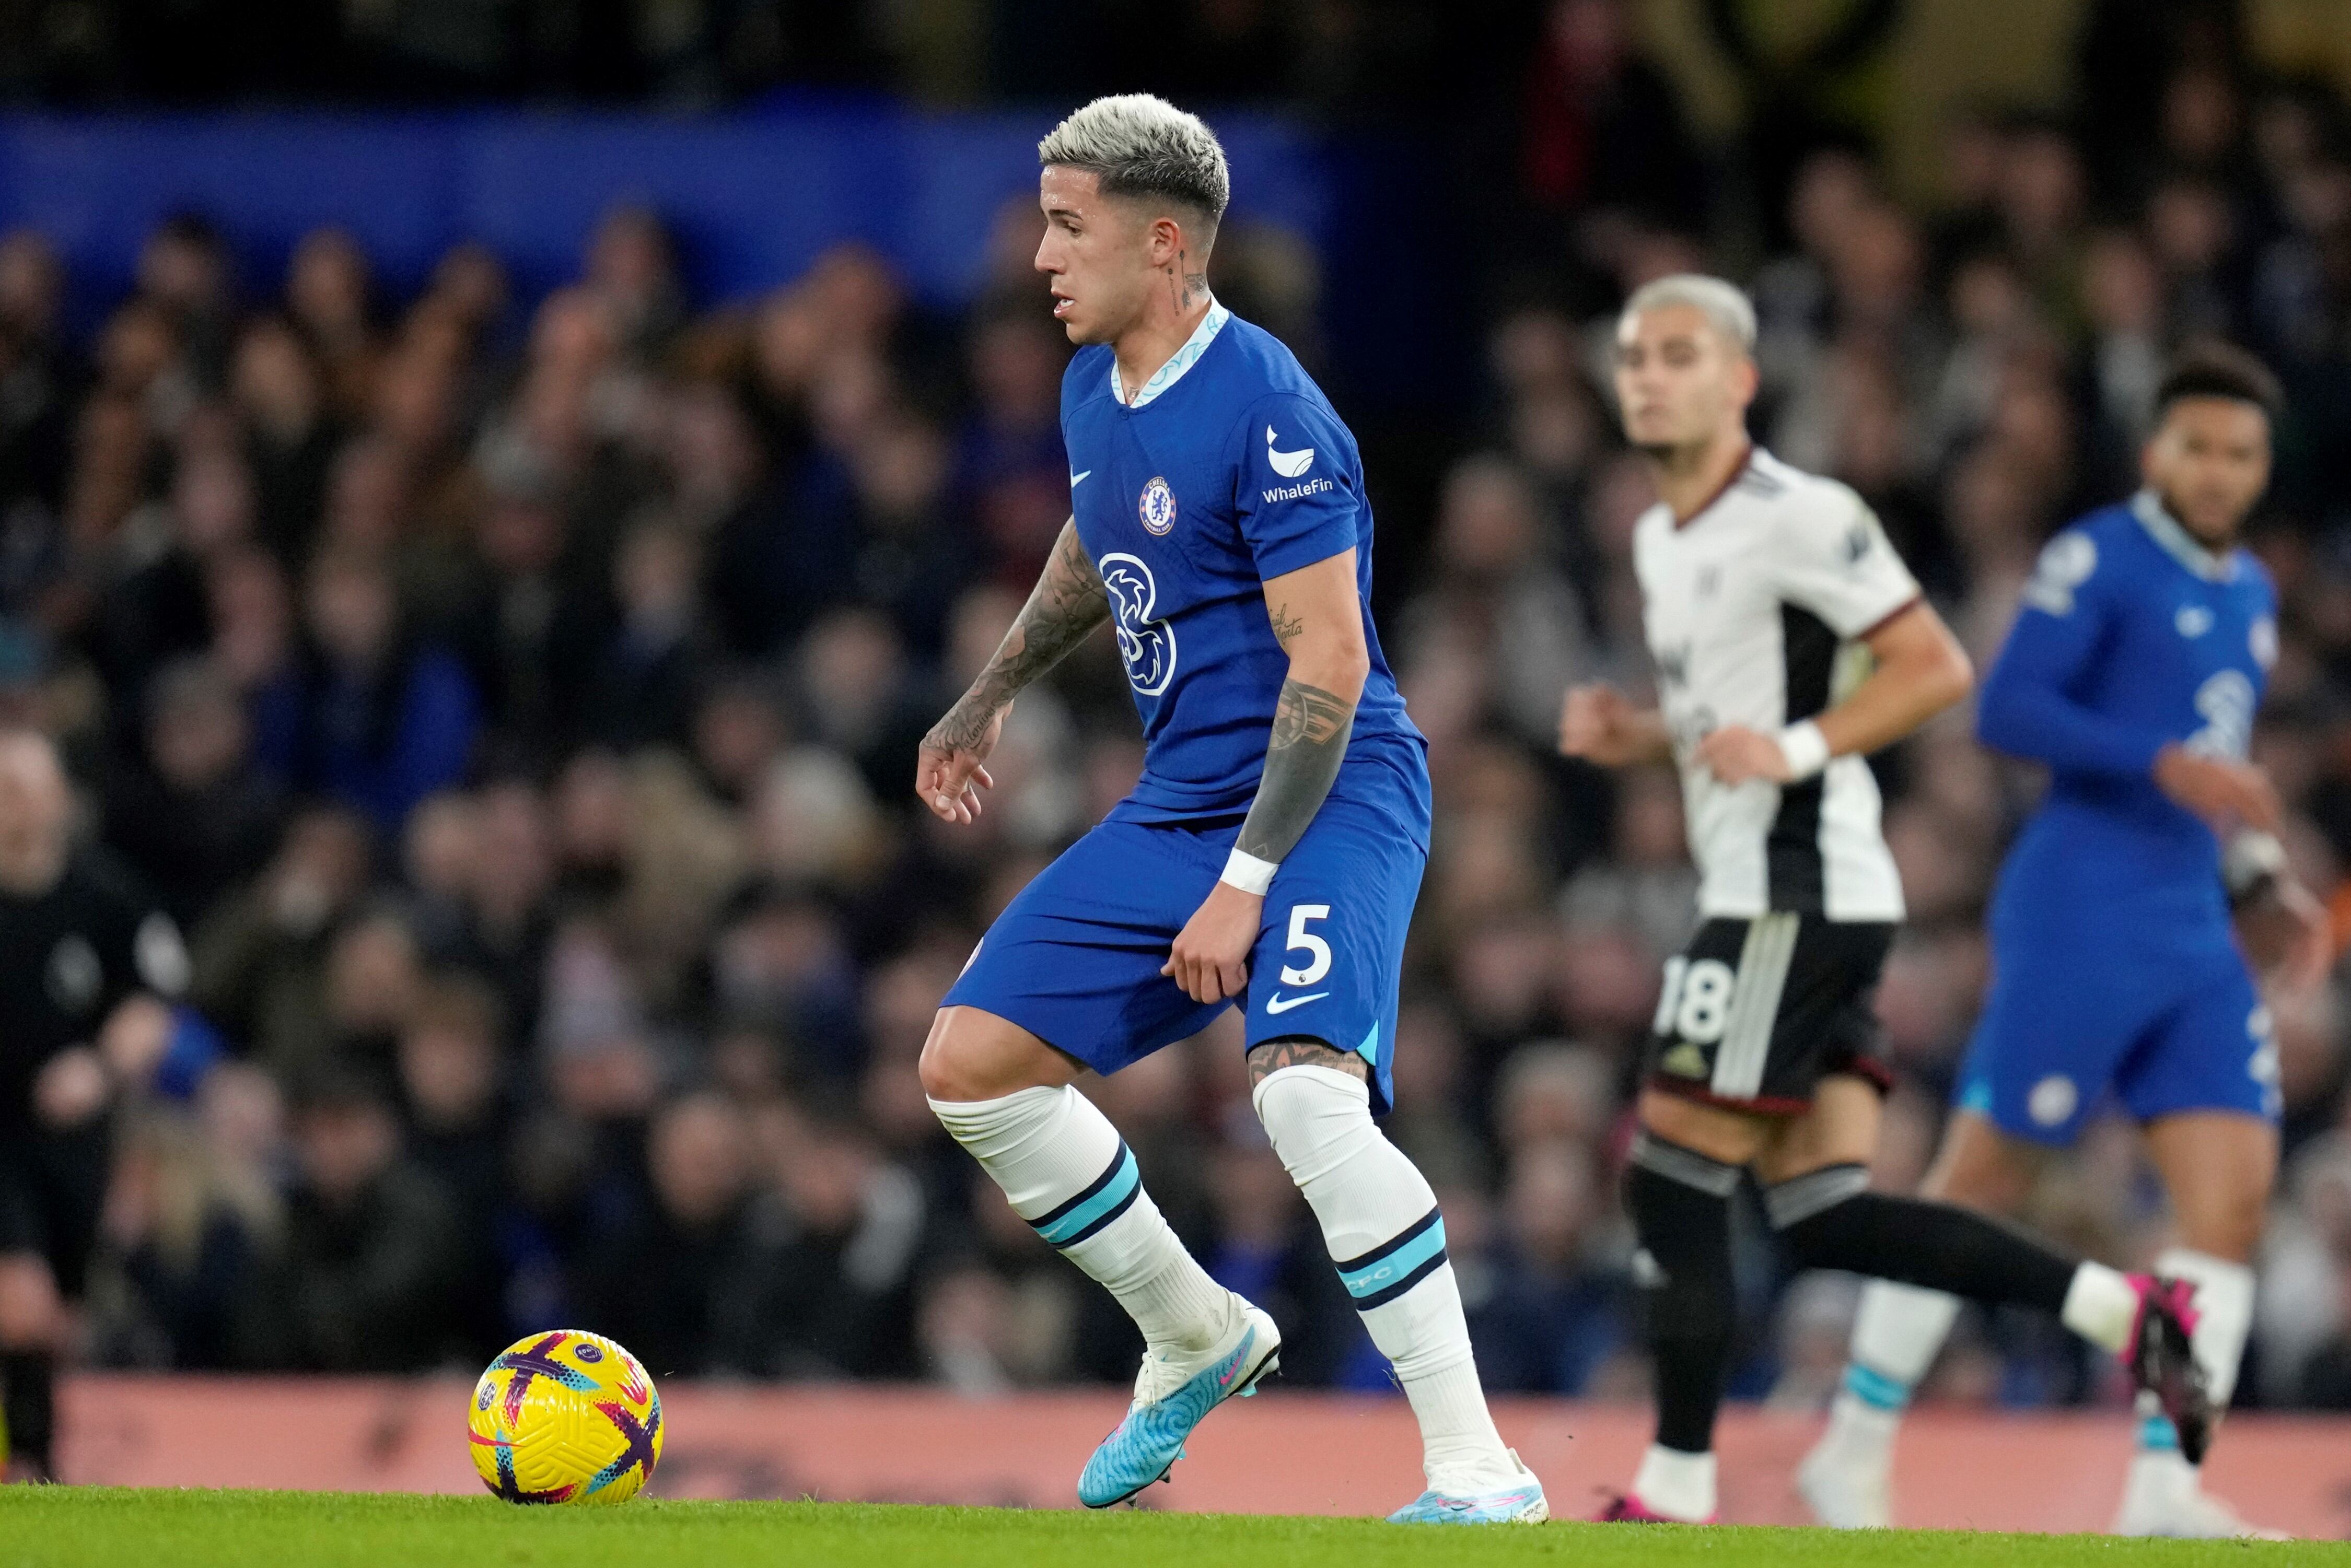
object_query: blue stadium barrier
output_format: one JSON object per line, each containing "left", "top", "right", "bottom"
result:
{"left": 0, "top": 104, "right": 1336, "bottom": 330}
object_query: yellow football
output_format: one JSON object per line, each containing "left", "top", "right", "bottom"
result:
{"left": 467, "top": 1329, "right": 664, "bottom": 1504}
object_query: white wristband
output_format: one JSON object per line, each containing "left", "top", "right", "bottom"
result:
{"left": 1776, "top": 720, "right": 1832, "bottom": 782}
{"left": 1220, "top": 848, "right": 1278, "bottom": 895}
{"left": 2223, "top": 829, "right": 2287, "bottom": 899}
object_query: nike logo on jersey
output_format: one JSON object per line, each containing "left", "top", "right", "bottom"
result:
{"left": 1266, "top": 425, "right": 1314, "bottom": 478}
{"left": 1264, "top": 991, "right": 1329, "bottom": 1014}
{"left": 1070, "top": 470, "right": 1091, "bottom": 487}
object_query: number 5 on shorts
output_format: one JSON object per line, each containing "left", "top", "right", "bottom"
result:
{"left": 1282, "top": 904, "right": 1333, "bottom": 986}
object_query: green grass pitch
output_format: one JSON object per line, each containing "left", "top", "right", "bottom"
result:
{"left": 1, "top": 1489, "right": 2344, "bottom": 1567}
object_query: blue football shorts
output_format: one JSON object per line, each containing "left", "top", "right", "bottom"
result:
{"left": 1956, "top": 927, "right": 2278, "bottom": 1145}
{"left": 942, "top": 793, "right": 1425, "bottom": 1115}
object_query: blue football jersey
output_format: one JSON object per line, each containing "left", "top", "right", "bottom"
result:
{"left": 1060, "top": 302, "right": 1429, "bottom": 840}
{"left": 1978, "top": 492, "right": 2278, "bottom": 938}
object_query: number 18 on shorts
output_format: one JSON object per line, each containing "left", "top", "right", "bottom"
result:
{"left": 1643, "top": 914, "right": 1896, "bottom": 1113}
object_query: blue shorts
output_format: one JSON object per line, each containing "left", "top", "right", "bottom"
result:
{"left": 942, "top": 795, "right": 1425, "bottom": 1115}
{"left": 1954, "top": 933, "right": 2278, "bottom": 1145}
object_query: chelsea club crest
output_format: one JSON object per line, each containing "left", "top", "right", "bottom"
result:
{"left": 1138, "top": 475, "right": 1177, "bottom": 535}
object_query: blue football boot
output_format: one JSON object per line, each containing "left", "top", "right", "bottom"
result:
{"left": 1076, "top": 1295, "right": 1281, "bottom": 1508}
{"left": 1387, "top": 1452, "right": 1549, "bottom": 1524}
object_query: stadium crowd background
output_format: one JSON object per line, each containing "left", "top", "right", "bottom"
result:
{"left": 9, "top": 0, "right": 2351, "bottom": 1419}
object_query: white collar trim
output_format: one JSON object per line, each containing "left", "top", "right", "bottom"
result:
{"left": 2131, "top": 489, "right": 2233, "bottom": 582}
{"left": 1113, "top": 299, "right": 1229, "bottom": 409}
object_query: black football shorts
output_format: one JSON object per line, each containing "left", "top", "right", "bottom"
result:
{"left": 1643, "top": 913, "right": 1896, "bottom": 1114}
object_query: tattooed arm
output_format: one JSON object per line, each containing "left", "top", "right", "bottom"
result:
{"left": 916, "top": 519, "right": 1107, "bottom": 823}
{"left": 1163, "top": 549, "right": 1369, "bottom": 1003}
{"left": 1235, "top": 573, "right": 1365, "bottom": 865}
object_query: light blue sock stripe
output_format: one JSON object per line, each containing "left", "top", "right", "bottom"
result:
{"left": 1035, "top": 1149, "right": 1140, "bottom": 1247}
{"left": 1843, "top": 1362, "right": 1914, "bottom": 1412}
{"left": 2137, "top": 1411, "right": 2182, "bottom": 1453}
{"left": 1340, "top": 1218, "right": 1447, "bottom": 1301}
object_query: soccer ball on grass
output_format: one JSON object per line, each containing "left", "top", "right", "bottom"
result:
{"left": 468, "top": 1329, "right": 664, "bottom": 1504}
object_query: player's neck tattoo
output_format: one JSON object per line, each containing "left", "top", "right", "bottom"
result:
{"left": 1176, "top": 249, "right": 1208, "bottom": 312}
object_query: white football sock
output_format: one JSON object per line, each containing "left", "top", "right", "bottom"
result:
{"left": 2059, "top": 1262, "right": 2143, "bottom": 1354}
{"left": 1632, "top": 1443, "right": 1717, "bottom": 1521}
{"left": 1253, "top": 1064, "right": 1516, "bottom": 1488}
{"left": 1822, "top": 1280, "right": 1962, "bottom": 1458}
{"left": 2155, "top": 1247, "right": 2253, "bottom": 1411}
{"left": 1853, "top": 1279, "right": 1962, "bottom": 1389}
{"left": 2127, "top": 1247, "right": 2254, "bottom": 1468}
{"left": 930, "top": 1086, "right": 1227, "bottom": 1351}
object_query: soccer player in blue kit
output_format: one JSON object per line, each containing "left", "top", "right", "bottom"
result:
{"left": 1802, "top": 347, "right": 2333, "bottom": 1538}
{"left": 912, "top": 95, "right": 1546, "bottom": 1523}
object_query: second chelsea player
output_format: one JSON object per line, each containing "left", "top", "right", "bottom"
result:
{"left": 1802, "top": 345, "right": 2332, "bottom": 1538}
{"left": 911, "top": 95, "right": 1545, "bottom": 1524}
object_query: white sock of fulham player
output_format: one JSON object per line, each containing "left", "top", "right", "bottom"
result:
{"left": 2133, "top": 1248, "right": 2253, "bottom": 1469}
{"left": 1631, "top": 1444, "right": 1718, "bottom": 1523}
{"left": 929, "top": 1086, "right": 1230, "bottom": 1350}
{"left": 1253, "top": 1064, "right": 1520, "bottom": 1489}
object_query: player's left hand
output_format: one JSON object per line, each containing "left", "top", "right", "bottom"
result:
{"left": 1697, "top": 724, "right": 1793, "bottom": 786}
{"left": 1163, "top": 881, "right": 1262, "bottom": 1003}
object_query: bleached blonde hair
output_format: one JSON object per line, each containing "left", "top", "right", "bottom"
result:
{"left": 1617, "top": 273, "right": 1758, "bottom": 359}
{"left": 1039, "top": 94, "right": 1230, "bottom": 230}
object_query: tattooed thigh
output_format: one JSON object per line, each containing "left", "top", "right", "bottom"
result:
{"left": 1246, "top": 1037, "right": 1369, "bottom": 1086}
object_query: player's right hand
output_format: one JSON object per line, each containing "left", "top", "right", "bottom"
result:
{"left": 1558, "top": 683, "right": 1643, "bottom": 766}
{"left": 915, "top": 700, "right": 1008, "bottom": 825}
{"left": 2153, "top": 744, "right": 2280, "bottom": 834}
{"left": 2230, "top": 858, "right": 2336, "bottom": 992}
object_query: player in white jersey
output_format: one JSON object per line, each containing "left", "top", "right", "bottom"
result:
{"left": 1632, "top": 443, "right": 1910, "bottom": 937}
{"left": 1561, "top": 275, "right": 2209, "bottom": 1525}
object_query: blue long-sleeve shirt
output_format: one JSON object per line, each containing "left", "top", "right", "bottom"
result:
{"left": 1977, "top": 494, "right": 2275, "bottom": 944}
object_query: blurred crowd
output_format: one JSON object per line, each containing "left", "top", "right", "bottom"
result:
{"left": 7, "top": 0, "right": 2351, "bottom": 1419}
{"left": 0, "top": 0, "right": 1488, "bottom": 118}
